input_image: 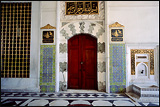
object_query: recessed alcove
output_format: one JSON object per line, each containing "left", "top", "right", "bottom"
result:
{"left": 137, "top": 63, "right": 148, "bottom": 77}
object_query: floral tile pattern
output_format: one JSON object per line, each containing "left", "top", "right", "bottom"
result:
{"left": 109, "top": 44, "right": 126, "bottom": 93}
{"left": 40, "top": 45, "right": 56, "bottom": 92}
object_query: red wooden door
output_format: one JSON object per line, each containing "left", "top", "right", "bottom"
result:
{"left": 68, "top": 34, "right": 97, "bottom": 90}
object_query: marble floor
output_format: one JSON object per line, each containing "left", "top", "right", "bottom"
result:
{"left": 1, "top": 90, "right": 159, "bottom": 106}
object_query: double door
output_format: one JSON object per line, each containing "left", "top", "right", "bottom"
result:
{"left": 68, "top": 34, "right": 97, "bottom": 89}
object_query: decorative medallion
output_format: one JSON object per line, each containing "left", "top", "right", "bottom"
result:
{"left": 65, "top": 1, "right": 99, "bottom": 15}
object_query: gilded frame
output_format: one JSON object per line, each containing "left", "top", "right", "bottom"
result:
{"left": 130, "top": 49, "right": 154, "bottom": 75}
{"left": 109, "top": 22, "right": 125, "bottom": 43}
{"left": 40, "top": 24, "right": 56, "bottom": 45}
{"left": 65, "top": 1, "right": 99, "bottom": 15}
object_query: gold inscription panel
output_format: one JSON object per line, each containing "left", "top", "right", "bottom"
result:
{"left": 65, "top": 1, "right": 99, "bottom": 15}
{"left": 131, "top": 49, "right": 154, "bottom": 75}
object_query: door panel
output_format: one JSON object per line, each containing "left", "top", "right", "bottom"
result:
{"left": 68, "top": 34, "right": 97, "bottom": 90}
{"left": 68, "top": 35, "right": 81, "bottom": 89}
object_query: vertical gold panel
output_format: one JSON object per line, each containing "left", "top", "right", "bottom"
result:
{"left": 23, "top": 3, "right": 25, "bottom": 78}
{"left": 1, "top": 5, "right": 4, "bottom": 77}
{"left": 1, "top": 3, "right": 31, "bottom": 78}
{"left": 4, "top": 4, "right": 8, "bottom": 78}
{"left": 9, "top": 3, "right": 12, "bottom": 78}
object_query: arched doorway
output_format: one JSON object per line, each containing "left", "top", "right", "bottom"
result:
{"left": 68, "top": 33, "right": 97, "bottom": 90}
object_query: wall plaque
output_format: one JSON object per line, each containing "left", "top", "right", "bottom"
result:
{"left": 40, "top": 24, "right": 56, "bottom": 45}
{"left": 65, "top": 1, "right": 99, "bottom": 15}
{"left": 42, "top": 31, "right": 54, "bottom": 43}
{"left": 111, "top": 29, "right": 123, "bottom": 41}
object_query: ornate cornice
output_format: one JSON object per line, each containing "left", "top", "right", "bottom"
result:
{"left": 40, "top": 24, "right": 56, "bottom": 29}
{"left": 109, "top": 22, "right": 124, "bottom": 27}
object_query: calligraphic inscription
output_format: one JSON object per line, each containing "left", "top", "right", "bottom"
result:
{"left": 66, "top": 1, "right": 99, "bottom": 15}
{"left": 43, "top": 31, "right": 54, "bottom": 43}
{"left": 111, "top": 29, "right": 123, "bottom": 41}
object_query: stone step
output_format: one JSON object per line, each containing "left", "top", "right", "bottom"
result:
{"left": 126, "top": 92, "right": 159, "bottom": 103}
{"left": 133, "top": 84, "right": 159, "bottom": 97}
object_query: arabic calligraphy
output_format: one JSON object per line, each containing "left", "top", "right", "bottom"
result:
{"left": 43, "top": 31, "right": 54, "bottom": 43}
{"left": 66, "top": 1, "right": 99, "bottom": 15}
{"left": 111, "top": 29, "right": 123, "bottom": 41}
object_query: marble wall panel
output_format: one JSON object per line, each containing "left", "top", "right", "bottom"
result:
{"left": 98, "top": 62, "right": 106, "bottom": 73}
{"left": 88, "top": 23, "right": 96, "bottom": 34}
{"left": 60, "top": 28, "right": 70, "bottom": 40}
{"left": 62, "top": 22, "right": 69, "bottom": 27}
{"left": 59, "top": 62, "right": 67, "bottom": 73}
{"left": 68, "top": 24, "right": 76, "bottom": 36}
{"left": 98, "top": 42, "right": 105, "bottom": 53}
{"left": 96, "top": 27, "right": 105, "bottom": 38}
{"left": 98, "top": 81, "right": 106, "bottom": 92}
{"left": 79, "top": 22, "right": 85, "bottom": 33}
{"left": 109, "top": 44, "right": 126, "bottom": 93}
{"left": 59, "top": 43, "right": 67, "bottom": 53}
{"left": 40, "top": 45, "right": 56, "bottom": 92}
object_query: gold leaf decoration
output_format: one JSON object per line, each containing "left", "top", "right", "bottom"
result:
{"left": 131, "top": 49, "right": 154, "bottom": 75}
{"left": 109, "top": 22, "right": 124, "bottom": 28}
{"left": 40, "top": 24, "right": 56, "bottom": 29}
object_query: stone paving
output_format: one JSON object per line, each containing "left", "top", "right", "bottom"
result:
{"left": 1, "top": 91, "right": 159, "bottom": 106}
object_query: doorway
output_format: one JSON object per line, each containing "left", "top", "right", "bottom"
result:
{"left": 68, "top": 34, "right": 97, "bottom": 90}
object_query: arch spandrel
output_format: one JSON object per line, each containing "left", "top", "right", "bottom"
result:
{"left": 60, "top": 21, "right": 105, "bottom": 40}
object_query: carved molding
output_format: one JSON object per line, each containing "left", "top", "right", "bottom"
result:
{"left": 136, "top": 62, "right": 148, "bottom": 66}
{"left": 41, "top": 24, "right": 56, "bottom": 29}
{"left": 109, "top": 22, "right": 124, "bottom": 28}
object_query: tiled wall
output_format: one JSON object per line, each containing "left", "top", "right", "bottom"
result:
{"left": 110, "top": 44, "right": 126, "bottom": 93}
{"left": 40, "top": 45, "right": 56, "bottom": 92}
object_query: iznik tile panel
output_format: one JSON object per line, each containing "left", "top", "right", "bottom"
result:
{"left": 40, "top": 45, "right": 56, "bottom": 92}
{"left": 110, "top": 44, "right": 126, "bottom": 93}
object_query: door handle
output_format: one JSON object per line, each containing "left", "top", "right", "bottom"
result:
{"left": 80, "top": 62, "right": 85, "bottom": 71}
